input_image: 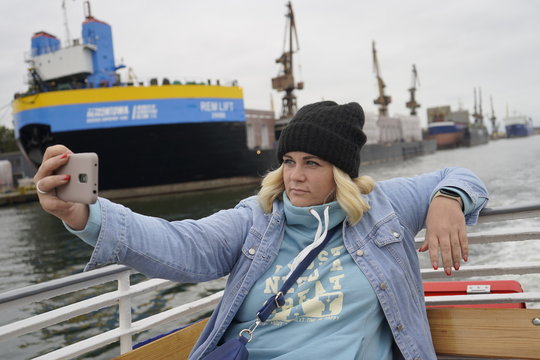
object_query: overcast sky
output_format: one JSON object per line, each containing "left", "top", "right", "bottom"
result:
{"left": 1, "top": 0, "right": 539, "bottom": 130}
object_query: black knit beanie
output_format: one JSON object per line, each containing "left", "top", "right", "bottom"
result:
{"left": 277, "top": 101, "right": 367, "bottom": 178}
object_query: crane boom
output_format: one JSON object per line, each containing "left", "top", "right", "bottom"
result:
{"left": 272, "top": 1, "right": 303, "bottom": 130}
{"left": 406, "top": 64, "right": 421, "bottom": 115}
{"left": 372, "top": 41, "right": 391, "bottom": 116}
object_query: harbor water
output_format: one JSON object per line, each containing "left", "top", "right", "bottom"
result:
{"left": 1, "top": 136, "right": 539, "bottom": 359}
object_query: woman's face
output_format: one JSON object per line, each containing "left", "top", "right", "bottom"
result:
{"left": 283, "top": 151, "right": 336, "bottom": 207}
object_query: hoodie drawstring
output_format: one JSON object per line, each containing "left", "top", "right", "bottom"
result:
{"left": 285, "top": 206, "right": 330, "bottom": 279}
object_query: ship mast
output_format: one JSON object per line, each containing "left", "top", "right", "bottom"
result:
{"left": 61, "top": 0, "right": 72, "bottom": 46}
{"left": 489, "top": 95, "right": 498, "bottom": 134}
{"left": 84, "top": 0, "right": 92, "bottom": 18}
{"left": 372, "top": 41, "right": 391, "bottom": 116}
{"left": 405, "top": 64, "right": 420, "bottom": 115}
{"left": 272, "top": 1, "right": 303, "bottom": 134}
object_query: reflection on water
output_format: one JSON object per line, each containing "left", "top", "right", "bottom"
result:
{"left": 0, "top": 136, "right": 539, "bottom": 358}
{"left": 0, "top": 185, "right": 260, "bottom": 359}
{"left": 0, "top": 203, "right": 93, "bottom": 291}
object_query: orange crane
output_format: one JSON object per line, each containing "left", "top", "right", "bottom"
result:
{"left": 372, "top": 41, "right": 391, "bottom": 116}
{"left": 272, "top": 1, "right": 303, "bottom": 132}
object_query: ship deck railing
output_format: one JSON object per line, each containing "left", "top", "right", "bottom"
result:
{"left": 0, "top": 204, "right": 539, "bottom": 359}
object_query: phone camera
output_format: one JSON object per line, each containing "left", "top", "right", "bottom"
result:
{"left": 79, "top": 173, "right": 88, "bottom": 183}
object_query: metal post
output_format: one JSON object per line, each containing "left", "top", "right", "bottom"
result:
{"left": 118, "top": 271, "right": 132, "bottom": 354}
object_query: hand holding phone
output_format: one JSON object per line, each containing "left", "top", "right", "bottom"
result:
{"left": 53, "top": 153, "right": 99, "bottom": 204}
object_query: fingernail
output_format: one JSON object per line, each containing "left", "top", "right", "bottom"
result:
{"left": 60, "top": 153, "right": 68, "bottom": 159}
{"left": 454, "top": 262, "right": 460, "bottom": 271}
{"left": 464, "top": 256, "right": 468, "bottom": 262}
{"left": 445, "top": 267, "right": 452, "bottom": 276}
{"left": 433, "top": 262, "right": 438, "bottom": 270}
{"left": 64, "top": 175, "right": 71, "bottom": 181}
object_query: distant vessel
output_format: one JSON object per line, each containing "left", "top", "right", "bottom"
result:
{"left": 426, "top": 95, "right": 489, "bottom": 149}
{"left": 425, "top": 113, "right": 465, "bottom": 149}
{"left": 504, "top": 115, "right": 534, "bottom": 137}
{"left": 427, "top": 88, "right": 489, "bottom": 149}
{"left": 465, "top": 87, "right": 490, "bottom": 147}
{"left": 12, "top": 2, "right": 276, "bottom": 191}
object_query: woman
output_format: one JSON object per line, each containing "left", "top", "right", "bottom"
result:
{"left": 34, "top": 101, "right": 488, "bottom": 359}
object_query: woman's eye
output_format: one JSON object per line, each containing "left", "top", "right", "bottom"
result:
{"left": 283, "top": 159, "right": 294, "bottom": 165}
{"left": 306, "top": 160, "right": 320, "bottom": 167}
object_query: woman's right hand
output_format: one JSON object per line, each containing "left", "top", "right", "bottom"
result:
{"left": 33, "top": 145, "right": 89, "bottom": 230}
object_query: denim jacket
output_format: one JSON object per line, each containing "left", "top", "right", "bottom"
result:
{"left": 86, "top": 167, "right": 488, "bottom": 360}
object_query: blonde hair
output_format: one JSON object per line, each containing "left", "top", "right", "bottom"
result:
{"left": 258, "top": 166, "right": 285, "bottom": 212}
{"left": 257, "top": 164, "right": 375, "bottom": 225}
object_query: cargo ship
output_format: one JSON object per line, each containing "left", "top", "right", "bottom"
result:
{"left": 426, "top": 106, "right": 489, "bottom": 149}
{"left": 504, "top": 115, "right": 534, "bottom": 137}
{"left": 425, "top": 87, "right": 489, "bottom": 149}
{"left": 12, "top": 3, "right": 276, "bottom": 191}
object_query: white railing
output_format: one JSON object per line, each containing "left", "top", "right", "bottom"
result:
{"left": 0, "top": 266, "right": 223, "bottom": 359}
{"left": 0, "top": 203, "right": 538, "bottom": 359}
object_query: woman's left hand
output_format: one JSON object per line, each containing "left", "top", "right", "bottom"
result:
{"left": 419, "top": 196, "right": 467, "bottom": 275}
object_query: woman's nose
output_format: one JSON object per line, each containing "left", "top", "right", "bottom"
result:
{"left": 290, "top": 166, "right": 306, "bottom": 181}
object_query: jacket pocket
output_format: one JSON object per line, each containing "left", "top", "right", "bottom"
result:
{"left": 373, "top": 217, "right": 404, "bottom": 248}
{"left": 241, "top": 228, "right": 262, "bottom": 260}
{"left": 372, "top": 217, "right": 423, "bottom": 308}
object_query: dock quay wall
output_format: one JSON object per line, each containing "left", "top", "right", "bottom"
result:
{"left": 0, "top": 140, "right": 437, "bottom": 206}
{"left": 360, "top": 140, "right": 436, "bottom": 165}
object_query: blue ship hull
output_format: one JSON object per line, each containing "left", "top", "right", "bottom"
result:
{"left": 506, "top": 124, "right": 533, "bottom": 137}
{"left": 13, "top": 86, "right": 277, "bottom": 190}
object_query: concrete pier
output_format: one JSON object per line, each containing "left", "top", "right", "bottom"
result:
{"left": 0, "top": 176, "right": 263, "bottom": 207}
{"left": 0, "top": 191, "right": 38, "bottom": 206}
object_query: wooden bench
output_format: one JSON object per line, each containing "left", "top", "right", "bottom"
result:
{"left": 115, "top": 308, "right": 540, "bottom": 360}
{"left": 428, "top": 307, "right": 540, "bottom": 359}
{"left": 114, "top": 319, "right": 208, "bottom": 360}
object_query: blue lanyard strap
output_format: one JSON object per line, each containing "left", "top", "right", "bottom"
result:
{"left": 256, "top": 223, "right": 342, "bottom": 322}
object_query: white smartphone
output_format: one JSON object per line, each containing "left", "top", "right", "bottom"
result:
{"left": 54, "top": 153, "right": 99, "bottom": 204}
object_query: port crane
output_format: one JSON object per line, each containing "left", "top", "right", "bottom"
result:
{"left": 272, "top": 1, "right": 303, "bottom": 134}
{"left": 406, "top": 64, "right": 421, "bottom": 115}
{"left": 472, "top": 87, "right": 484, "bottom": 126}
{"left": 372, "top": 41, "right": 391, "bottom": 116}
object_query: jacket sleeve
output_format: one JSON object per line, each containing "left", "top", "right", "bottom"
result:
{"left": 377, "top": 167, "right": 489, "bottom": 235}
{"left": 85, "top": 197, "right": 255, "bottom": 283}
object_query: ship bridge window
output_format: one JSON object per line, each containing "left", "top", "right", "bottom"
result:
{"left": 246, "top": 124, "right": 256, "bottom": 149}
{"left": 261, "top": 124, "right": 269, "bottom": 148}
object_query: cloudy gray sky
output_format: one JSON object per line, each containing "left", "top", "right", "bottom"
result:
{"left": 1, "top": 0, "right": 539, "bottom": 130}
